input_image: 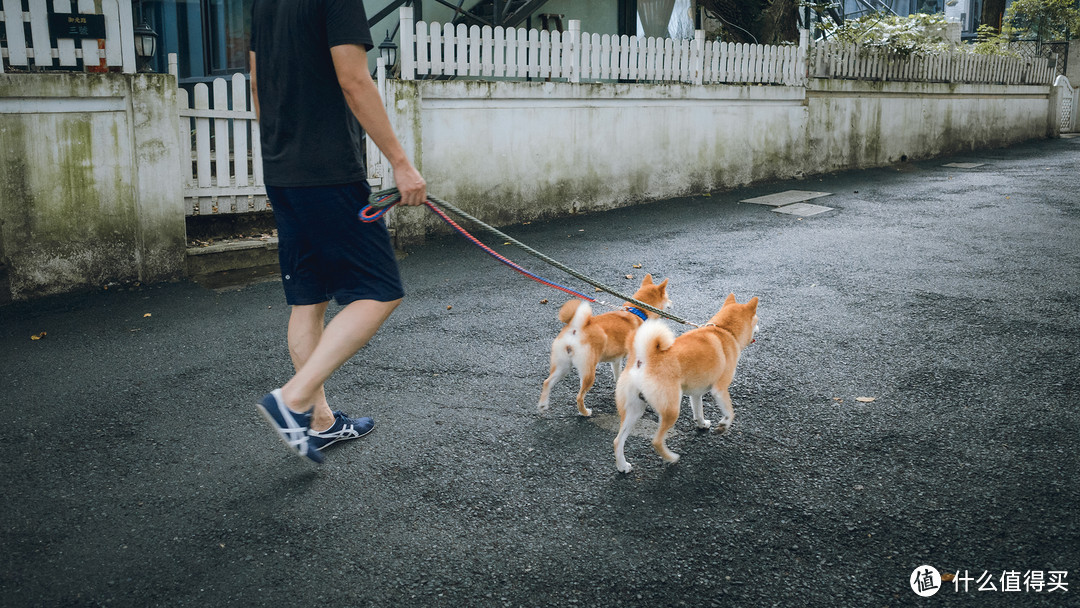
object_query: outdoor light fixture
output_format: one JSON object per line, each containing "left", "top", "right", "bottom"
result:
{"left": 378, "top": 30, "right": 397, "bottom": 70}
{"left": 133, "top": 19, "right": 158, "bottom": 72}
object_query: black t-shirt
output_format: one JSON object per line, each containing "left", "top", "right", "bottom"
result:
{"left": 250, "top": 0, "right": 374, "bottom": 187}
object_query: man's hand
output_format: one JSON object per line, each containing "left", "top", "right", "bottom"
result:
{"left": 393, "top": 161, "right": 427, "bottom": 207}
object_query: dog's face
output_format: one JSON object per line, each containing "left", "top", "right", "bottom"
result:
{"left": 635, "top": 274, "right": 672, "bottom": 310}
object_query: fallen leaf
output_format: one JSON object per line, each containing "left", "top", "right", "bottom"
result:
{"left": 143, "top": 313, "right": 152, "bottom": 318}
{"left": 632, "top": 264, "right": 642, "bottom": 269}
{"left": 595, "top": 287, "right": 602, "bottom": 292}
{"left": 832, "top": 397, "right": 843, "bottom": 402}
{"left": 503, "top": 242, "right": 510, "bottom": 245}
{"left": 625, "top": 274, "right": 634, "bottom": 279}
{"left": 30, "top": 332, "right": 47, "bottom": 341}
{"left": 941, "top": 572, "right": 955, "bottom": 582}
{"left": 855, "top": 396, "right": 876, "bottom": 403}
{"left": 446, "top": 305, "right": 453, "bottom": 310}
{"left": 540, "top": 299, "right": 548, "bottom": 304}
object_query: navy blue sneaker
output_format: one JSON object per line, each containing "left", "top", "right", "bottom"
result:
{"left": 307, "top": 411, "right": 375, "bottom": 451}
{"left": 256, "top": 389, "right": 323, "bottom": 464}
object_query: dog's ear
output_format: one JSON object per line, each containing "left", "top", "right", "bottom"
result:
{"left": 658, "top": 278, "right": 669, "bottom": 289}
{"left": 642, "top": 273, "right": 654, "bottom": 285}
{"left": 747, "top": 296, "right": 759, "bottom": 311}
{"left": 724, "top": 293, "right": 737, "bottom": 306}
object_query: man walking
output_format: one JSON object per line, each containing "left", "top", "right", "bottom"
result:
{"left": 249, "top": 0, "right": 426, "bottom": 464}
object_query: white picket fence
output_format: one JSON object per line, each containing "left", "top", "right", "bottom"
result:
{"left": 0, "top": 0, "right": 136, "bottom": 74}
{"left": 810, "top": 42, "right": 1057, "bottom": 85}
{"left": 398, "top": 7, "right": 808, "bottom": 87}
{"left": 175, "top": 9, "right": 1061, "bottom": 217}
{"left": 174, "top": 63, "right": 266, "bottom": 216}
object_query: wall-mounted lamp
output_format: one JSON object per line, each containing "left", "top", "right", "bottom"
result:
{"left": 378, "top": 30, "right": 398, "bottom": 70}
{"left": 133, "top": 19, "right": 158, "bottom": 72}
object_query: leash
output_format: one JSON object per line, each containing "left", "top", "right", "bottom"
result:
{"left": 360, "top": 188, "right": 698, "bottom": 327}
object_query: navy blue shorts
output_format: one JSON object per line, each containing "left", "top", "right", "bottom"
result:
{"left": 267, "top": 182, "right": 404, "bottom": 306}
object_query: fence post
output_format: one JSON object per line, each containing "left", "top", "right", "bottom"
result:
{"left": 568, "top": 19, "right": 581, "bottom": 83}
{"left": 799, "top": 28, "right": 810, "bottom": 84}
{"left": 368, "top": 57, "right": 389, "bottom": 188}
{"left": 3, "top": 0, "right": 29, "bottom": 68}
{"left": 400, "top": 6, "right": 415, "bottom": 80}
{"left": 693, "top": 30, "right": 705, "bottom": 85}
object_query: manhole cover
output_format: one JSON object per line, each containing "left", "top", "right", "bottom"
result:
{"left": 772, "top": 202, "right": 834, "bottom": 217}
{"left": 740, "top": 190, "right": 833, "bottom": 206}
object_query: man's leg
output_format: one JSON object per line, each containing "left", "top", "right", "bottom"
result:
{"left": 285, "top": 301, "right": 330, "bottom": 422}
{"left": 280, "top": 298, "right": 401, "bottom": 430}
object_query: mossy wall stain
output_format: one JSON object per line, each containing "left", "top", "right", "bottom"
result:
{"left": 0, "top": 75, "right": 148, "bottom": 299}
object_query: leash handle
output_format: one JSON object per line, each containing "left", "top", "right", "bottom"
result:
{"left": 359, "top": 188, "right": 402, "bottom": 222}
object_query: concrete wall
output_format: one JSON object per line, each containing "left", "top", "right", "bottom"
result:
{"left": 0, "top": 69, "right": 1062, "bottom": 301}
{"left": 0, "top": 73, "right": 184, "bottom": 302}
{"left": 380, "top": 77, "right": 1054, "bottom": 243}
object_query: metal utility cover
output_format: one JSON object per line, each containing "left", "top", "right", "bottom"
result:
{"left": 740, "top": 190, "right": 833, "bottom": 206}
{"left": 772, "top": 202, "right": 834, "bottom": 217}
{"left": 943, "top": 162, "right": 986, "bottom": 168}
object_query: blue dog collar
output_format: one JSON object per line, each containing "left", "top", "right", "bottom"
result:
{"left": 624, "top": 306, "right": 648, "bottom": 322}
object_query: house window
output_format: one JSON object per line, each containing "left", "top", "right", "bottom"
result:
{"left": 142, "top": 0, "right": 252, "bottom": 82}
{"left": 207, "top": 0, "right": 251, "bottom": 74}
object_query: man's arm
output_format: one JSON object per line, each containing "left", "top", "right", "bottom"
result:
{"left": 330, "top": 44, "right": 426, "bottom": 206}
{"left": 249, "top": 51, "right": 260, "bottom": 121}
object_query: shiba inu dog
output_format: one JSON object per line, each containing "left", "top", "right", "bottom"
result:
{"left": 538, "top": 274, "right": 671, "bottom": 417}
{"left": 613, "top": 294, "right": 759, "bottom": 473}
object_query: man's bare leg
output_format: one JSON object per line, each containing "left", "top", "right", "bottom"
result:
{"left": 280, "top": 298, "right": 401, "bottom": 430}
{"left": 285, "top": 301, "right": 331, "bottom": 427}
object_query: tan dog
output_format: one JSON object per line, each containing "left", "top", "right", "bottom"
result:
{"left": 613, "top": 294, "right": 759, "bottom": 473}
{"left": 538, "top": 274, "right": 671, "bottom": 417}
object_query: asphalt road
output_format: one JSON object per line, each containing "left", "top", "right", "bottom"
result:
{"left": 2, "top": 137, "right": 1078, "bottom": 607}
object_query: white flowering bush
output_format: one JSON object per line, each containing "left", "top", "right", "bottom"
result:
{"left": 820, "top": 12, "right": 960, "bottom": 56}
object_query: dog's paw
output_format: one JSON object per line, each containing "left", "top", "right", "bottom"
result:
{"left": 711, "top": 421, "right": 730, "bottom": 434}
{"left": 662, "top": 452, "right": 681, "bottom": 464}
{"left": 537, "top": 400, "right": 550, "bottom": 413}
{"left": 695, "top": 418, "right": 712, "bottom": 430}
{"left": 616, "top": 461, "right": 633, "bottom": 474}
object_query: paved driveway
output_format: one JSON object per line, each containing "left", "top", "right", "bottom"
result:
{"left": 2, "top": 137, "right": 1078, "bottom": 606}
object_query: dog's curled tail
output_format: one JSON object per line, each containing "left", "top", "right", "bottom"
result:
{"left": 633, "top": 320, "right": 675, "bottom": 358}
{"left": 558, "top": 299, "right": 593, "bottom": 327}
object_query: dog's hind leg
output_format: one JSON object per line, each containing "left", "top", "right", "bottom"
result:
{"left": 538, "top": 355, "right": 570, "bottom": 413}
{"left": 610, "top": 359, "right": 623, "bottom": 382}
{"left": 574, "top": 361, "right": 598, "bottom": 417}
{"left": 688, "top": 392, "right": 711, "bottom": 430}
{"left": 651, "top": 389, "right": 683, "bottom": 464}
{"left": 710, "top": 386, "right": 734, "bottom": 434}
{"left": 614, "top": 384, "right": 647, "bottom": 473}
